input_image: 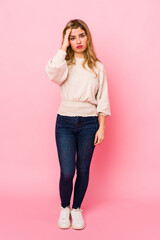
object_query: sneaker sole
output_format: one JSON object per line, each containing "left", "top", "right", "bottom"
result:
{"left": 72, "top": 224, "right": 85, "bottom": 230}
{"left": 57, "top": 222, "right": 71, "bottom": 229}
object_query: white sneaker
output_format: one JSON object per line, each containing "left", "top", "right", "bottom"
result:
{"left": 71, "top": 208, "right": 85, "bottom": 229}
{"left": 57, "top": 206, "right": 71, "bottom": 229}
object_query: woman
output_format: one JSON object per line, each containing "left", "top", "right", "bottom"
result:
{"left": 45, "top": 19, "right": 111, "bottom": 230}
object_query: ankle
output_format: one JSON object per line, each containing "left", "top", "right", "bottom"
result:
{"left": 72, "top": 206, "right": 80, "bottom": 210}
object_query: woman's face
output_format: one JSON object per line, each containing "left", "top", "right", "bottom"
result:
{"left": 69, "top": 27, "right": 87, "bottom": 56}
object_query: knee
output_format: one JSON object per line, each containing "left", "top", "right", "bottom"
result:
{"left": 61, "top": 170, "right": 75, "bottom": 182}
{"left": 77, "top": 168, "right": 89, "bottom": 176}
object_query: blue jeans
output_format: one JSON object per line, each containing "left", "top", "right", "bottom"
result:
{"left": 55, "top": 113, "right": 99, "bottom": 209}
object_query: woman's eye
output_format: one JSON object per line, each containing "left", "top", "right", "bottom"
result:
{"left": 70, "top": 34, "right": 85, "bottom": 40}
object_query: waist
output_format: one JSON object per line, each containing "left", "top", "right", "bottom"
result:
{"left": 57, "top": 99, "right": 98, "bottom": 117}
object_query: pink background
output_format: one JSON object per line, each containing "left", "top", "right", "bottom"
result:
{"left": 0, "top": 0, "right": 160, "bottom": 239}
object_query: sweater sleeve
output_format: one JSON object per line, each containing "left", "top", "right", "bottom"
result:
{"left": 95, "top": 66, "right": 111, "bottom": 117}
{"left": 45, "top": 49, "right": 68, "bottom": 86}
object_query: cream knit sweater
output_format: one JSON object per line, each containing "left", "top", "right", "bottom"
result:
{"left": 45, "top": 49, "right": 111, "bottom": 117}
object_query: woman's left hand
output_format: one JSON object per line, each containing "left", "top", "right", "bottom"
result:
{"left": 94, "top": 127, "right": 105, "bottom": 146}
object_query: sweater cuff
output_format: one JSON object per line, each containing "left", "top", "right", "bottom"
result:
{"left": 51, "top": 49, "right": 67, "bottom": 66}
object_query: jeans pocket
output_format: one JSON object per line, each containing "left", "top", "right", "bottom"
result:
{"left": 56, "top": 114, "right": 73, "bottom": 129}
{"left": 57, "top": 114, "right": 68, "bottom": 123}
{"left": 94, "top": 118, "right": 99, "bottom": 130}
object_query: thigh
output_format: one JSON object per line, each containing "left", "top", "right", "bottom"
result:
{"left": 76, "top": 117, "right": 99, "bottom": 170}
{"left": 55, "top": 114, "right": 77, "bottom": 175}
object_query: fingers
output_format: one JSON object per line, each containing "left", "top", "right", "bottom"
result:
{"left": 65, "top": 28, "right": 72, "bottom": 37}
{"left": 94, "top": 134, "right": 98, "bottom": 145}
{"left": 62, "top": 28, "right": 72, "bottom": 48}
{"left": 66, "top": 27, "right": 72, "bottom": 32}
{"left": 94, "top": 133, "right": 104, "bottom": 146}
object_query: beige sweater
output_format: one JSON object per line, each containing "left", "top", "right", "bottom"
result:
{"left": 45, "top": 49, "right": 111, "bottom": 117}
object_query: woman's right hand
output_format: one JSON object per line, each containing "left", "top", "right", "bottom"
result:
{"left": 61, "top": 28, "right": 72, "bottom": 51}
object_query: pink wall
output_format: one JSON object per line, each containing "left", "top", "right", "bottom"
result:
{"left": 0, "top": 0, "right": 160, "bottom": 205}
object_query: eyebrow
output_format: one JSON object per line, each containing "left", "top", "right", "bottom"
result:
{"left": 70, "top": 32, "right": 85, "bottom": 37}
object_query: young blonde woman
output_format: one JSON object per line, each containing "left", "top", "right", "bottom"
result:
{"left": 45, "top": 19, "right": 111, "bottom": 230}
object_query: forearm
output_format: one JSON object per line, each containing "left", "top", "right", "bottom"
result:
{"left": 98, "top": 114, "right": 107, "bottom": 130}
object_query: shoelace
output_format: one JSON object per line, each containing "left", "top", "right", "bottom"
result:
{"left": 60, "top": 206, "right": 70, "bottom": 220}
{"left": 72, "top": 208, "right": 83, "bottom": 222}
{"left": 72, "top": 208, "right": 83, "bottom": 212}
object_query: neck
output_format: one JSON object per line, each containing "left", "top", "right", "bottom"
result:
{"left": 74, "top": 53, "right": 84, "bottom": 59}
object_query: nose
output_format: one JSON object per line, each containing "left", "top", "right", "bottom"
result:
{"left": 76, "top": 36, "right": 81, "bottom": 43}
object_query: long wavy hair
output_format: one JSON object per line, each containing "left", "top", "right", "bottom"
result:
{"left": 61, "top": 19, "right": 102, "bottom": 78}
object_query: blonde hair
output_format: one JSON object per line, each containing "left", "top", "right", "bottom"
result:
{"left": 61, "top": 19, "right": 102, "bottom": 78}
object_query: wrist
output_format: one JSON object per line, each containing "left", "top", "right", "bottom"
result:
{"left": 61, "top": 46, "right": 67, "bottom": 52}
{"left": 99, "top": 125, "right": 105, "bottom": 130}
